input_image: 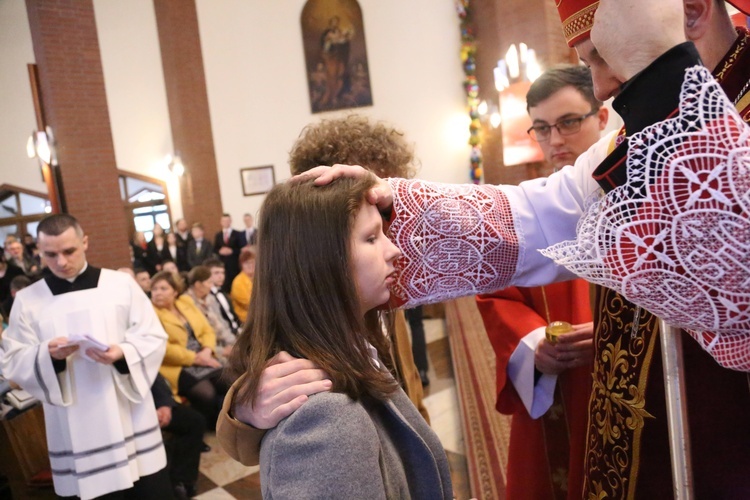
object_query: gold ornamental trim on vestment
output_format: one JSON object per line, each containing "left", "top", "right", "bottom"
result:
{"left": 562, "top": 2, "right": 599, "bottom": 46}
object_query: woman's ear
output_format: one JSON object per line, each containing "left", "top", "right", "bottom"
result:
{"left": 684, "top": 0, "right": 712, "bottom": 40}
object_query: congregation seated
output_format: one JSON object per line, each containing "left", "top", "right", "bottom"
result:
{"left": 151, "top": 373, "right": 205, "bottom": 500}
{"left": 204, "top": 258, "right": 241, "bottom": 336}
{"left": 151, "top": 271, "right": 229, "bottom": 429}
{"left": 0, "top": 258, "right": 26, "bottom": 310}
{"left": 230, "top": 247, "right": 255, "bottom": 324}
{"left": 186, "top": 266, "right": 236, "bottom": 363}
{"left": 1, "top": 275, "right": 31, "bottom": 324}
{"left": 5, "top": 239, "right": 38, "bottom": 277}
{"left": 134, "top": 267, "right": 152, "bottom": 296}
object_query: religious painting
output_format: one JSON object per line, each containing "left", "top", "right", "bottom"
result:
{"left": 301, "top": 0, "right": 373, "bottom": 113}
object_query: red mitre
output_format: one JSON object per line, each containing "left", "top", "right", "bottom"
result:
{"left": 556, "top": 0, "right": 749, "bottom": 48}
{"left": 728, "top": 0, "right": 750, "bottom": 15}
{"left": 555, "top": 0, "right": 599, "bottom": 47}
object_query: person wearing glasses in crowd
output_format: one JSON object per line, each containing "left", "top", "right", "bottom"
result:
{"left": 475, "top": 65, "right": 607, "bottom": 500}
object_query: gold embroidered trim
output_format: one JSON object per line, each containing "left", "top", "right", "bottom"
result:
{"left": 562, "top": 3, "right": 599, "bottom": 44}
{"left": 584, "top": 289, "right": 658, "bottom": 499}
{"left": 714, "top": 30, "right": 748, "bottom": 84}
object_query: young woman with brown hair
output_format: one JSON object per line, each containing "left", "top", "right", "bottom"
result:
{"left": 226, "top": 176, "right": 452, "bottom": 499}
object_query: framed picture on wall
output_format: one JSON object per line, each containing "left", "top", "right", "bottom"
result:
{"left": 301, "top": 0, "right": 373, "bottom": 113}
{"left": 240, "top": 166, "right": 276, "bottom": 196}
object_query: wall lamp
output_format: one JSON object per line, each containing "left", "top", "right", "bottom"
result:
{"left": 26, "top": 126, "right": 57, "bottom": 166}
{"left": 165, "top": 154, "right": 185, "bottom": 177}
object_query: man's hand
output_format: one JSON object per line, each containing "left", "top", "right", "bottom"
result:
{"left": 294, "top": 165, "right": 394, "bottom": 212}
{"left": 218, "top": 247, "right": 233, "bottom": 256}
{"left": 194, "top": 347, "right": 221, "bottom": 368}
{"left": 87, "top": 344, "right": 124, "bottom": 365}
{"left": 534, "top": 322, "right": 594, "bottom": 375}
{"left": 233, "top": 351, "right": 332, "bottom": 429}
{"left": 591, "top": 0, "right": 686, "bottom": 81}
{"left": 156, "top": 406, "right": 172, "bottom": 428}
{"left": 49, "top": 337, "right": 80, "bottom": 360}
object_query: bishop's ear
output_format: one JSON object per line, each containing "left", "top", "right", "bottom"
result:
{"left": 683, "top": 0, "right": 712, "bottom": 39}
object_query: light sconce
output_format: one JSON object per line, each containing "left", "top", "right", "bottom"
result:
{"left": 493, "top": 43, "right": 545, "bottom": 166}
{"left": 165, "top": 154, "right": 185, "bottom": 177}
{"left": 489, "top": 111, "right": 502, "bottom": 129}
{"left": 477, "top": 99, "right": 502, "bottom": 129}
{"left": 26, "top": 126, "right": 57, "bottom": 166}
{"left": 494, "top": 43, "right": 541, "bottom": 91}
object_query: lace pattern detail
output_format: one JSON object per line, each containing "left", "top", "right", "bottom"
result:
{"left": 388, "top": 179, "right": 520, "bottom": 308}
{"left": 542, "top": 66, "right": 750, "bottom": 371}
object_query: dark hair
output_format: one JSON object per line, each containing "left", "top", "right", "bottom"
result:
{"left": 238, "top": 246, "right": 257, "bottom": 265}
{"left": 203, "top": 258, "right": 224, "bottom": 269}
{"left": 10, "top": 275, "right": 31, "bottom": 292}
{"left": 526, "top": 65, "right": 602, "bottom": 112}
{"left": 187, "top": 265, "right": 211, "bottom": 286}
{"left": 229, "top": 176, "right": 398, "bottom": 405}
{"left": 37, "top": 214, "right": 83, "bottom": 238}
{"left": 289, "top": 114, "right": 418, "bottom": 179}
{"left": 222, "top": 213, "right": 230, "bottom": 218}
{"left": 133, "top": 267, "right": 149, "bottom": 276}
{"left": 151, "top": 270, "right": 183, "bottom": 295}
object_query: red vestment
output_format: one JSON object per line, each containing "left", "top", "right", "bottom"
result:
{"left": 386, "top": 29, "right": 750, "bottom": 499}
{"left": 476, "top": 280, "right": 592, "bottom": 500}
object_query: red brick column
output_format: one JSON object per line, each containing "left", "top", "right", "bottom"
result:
{"left": 472, "top": 0, "right": 576, "bottom": 186}
{"left": 26, "top": 0, "right": 131, "bottom": 270}
{"left": 153, "top": 0, "right": 223, "bottom": 237}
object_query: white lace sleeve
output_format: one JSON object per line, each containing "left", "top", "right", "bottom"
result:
{"left": 542, "top": 66, "right": 750, "bottom": 371}
{"left": 387, "top": 179, "right": 521, "bottom": 307}
{"left": 386, "top": 136, "right": 609, "bottom": 309}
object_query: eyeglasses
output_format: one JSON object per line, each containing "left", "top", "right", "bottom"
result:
{"left": 527, "top": 110, "right": 598, "bottom": 142}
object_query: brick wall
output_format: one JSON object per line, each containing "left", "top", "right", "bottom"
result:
{"left": 26, "top": 0, "right": 132, "bottom": 270}
{"left": 471, "top": 0, "right": 576, "bottom": 186}
{"left": 153, "top": 0, "right": 224, "bottom": 238}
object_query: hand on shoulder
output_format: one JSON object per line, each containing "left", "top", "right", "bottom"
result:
{"left": 233, "top": 351, "right": 332, "bottom": 429}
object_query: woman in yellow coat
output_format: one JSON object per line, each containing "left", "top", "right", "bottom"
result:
{"left": 151, "top": 270, "right": 229, "bottom": 428}
{"left": 230, "top": 247, "right": 256, "bottom": 324}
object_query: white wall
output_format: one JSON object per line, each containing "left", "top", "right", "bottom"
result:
{"left": 1, "top": 1, "right": 468, "bottom": 224}
{"left": 93, "top": 0, "right": 182, "bottom": 219}
{"left": 0, "top": 0, "right": 46, "bottom": 194}
{"left": 195, "top": 0, "right": 468, "bottom": 221}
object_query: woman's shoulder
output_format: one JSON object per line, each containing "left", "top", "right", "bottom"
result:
{"left": 260, "top": 393, "right": 389, "bottom": 498}
{"left": 176, "top": 294, "right": 197, "bottom": 308}
{"left": 231, "top": 272, "right": 249, "bottom": 285}
{"left": 273, "top": 392, "right": 377, "bottom": 440}
{"left": 262, "top": 393, "right": 382, "bottom": 472}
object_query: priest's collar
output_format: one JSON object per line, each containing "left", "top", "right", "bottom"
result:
{"left": 44, "top": 264, "right": 102, "bottom": 296}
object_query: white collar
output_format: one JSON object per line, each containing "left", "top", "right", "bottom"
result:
{"left": 66, "top": 262, "right": 88, "bottom": 283}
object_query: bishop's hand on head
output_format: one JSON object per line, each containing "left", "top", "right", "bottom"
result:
{"left": 591, "top": 0, "right": 687, "bottom": 82}
{"left": 294, "top": 164, "right": 394, "bottom": 213}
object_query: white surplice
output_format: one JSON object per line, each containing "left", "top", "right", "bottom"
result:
{"left": 0, "top": 268, "right": 168, "bottom": 499}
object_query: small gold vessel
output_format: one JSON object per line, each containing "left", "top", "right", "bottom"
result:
{"left": 545, "top": 321, "right": 573, "bottom": 344}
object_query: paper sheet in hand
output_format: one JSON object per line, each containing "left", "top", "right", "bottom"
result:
{"left": 65, "top": 310, "right": 109, "bottom": 362}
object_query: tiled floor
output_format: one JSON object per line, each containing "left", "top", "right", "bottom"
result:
{"left": 193, "top": 318, "right": 471, "bottom": 499}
